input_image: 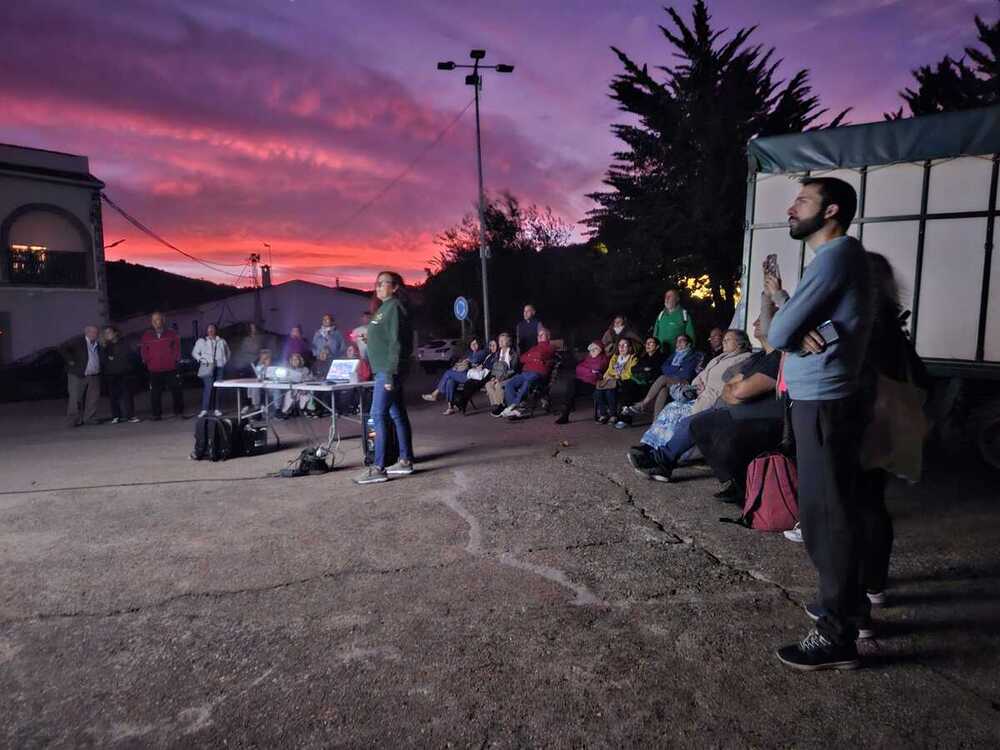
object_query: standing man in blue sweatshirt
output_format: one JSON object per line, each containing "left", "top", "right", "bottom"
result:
{"left": 767, "top": 177, "right": 875, "bottom": 672}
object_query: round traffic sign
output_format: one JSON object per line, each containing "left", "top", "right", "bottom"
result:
{"left": 453, "top": 296, "right": 469, "bottom": 321}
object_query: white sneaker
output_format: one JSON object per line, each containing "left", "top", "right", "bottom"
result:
{"left": 783, "top": 523, "right": 803, "bottom": 543}
{"left": 197, "top": 410, "right": 208, "bottom": 418}
{"left": 499, "top": 405, "right": 516, "bottom": 417}
{"left": 213, "top": 409, "right": 223, "bottom": 417}
{"left": 110, "top": 417, "right": 121, "bottom": 424}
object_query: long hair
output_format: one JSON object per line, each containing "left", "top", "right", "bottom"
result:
{"left": 866, "top": 252, "right": 901, "bottom": 315}
{"left": 371, "top": 270, "right": 407, "bottom": 313}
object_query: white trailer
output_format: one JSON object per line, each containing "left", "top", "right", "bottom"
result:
{"left": 739, "top": 106, "right": 1000, "bottom": 467}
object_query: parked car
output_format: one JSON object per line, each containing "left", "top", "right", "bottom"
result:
{"left": 415, "top": 338, "right": 461, "bottom": 373}
{"left": 0, "top": 347, "right": 68, "bottom": 402}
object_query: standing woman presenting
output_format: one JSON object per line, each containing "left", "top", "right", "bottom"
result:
{"left": 355, "top": 271, "right": 415, "bottom": 484}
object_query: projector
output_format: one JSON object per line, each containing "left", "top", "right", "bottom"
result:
{"left": 265, "top": 365, "right": 305, "bottom": 383}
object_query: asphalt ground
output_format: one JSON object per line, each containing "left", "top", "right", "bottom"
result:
{"left": 1, "top": 376, "right": 999, "bottom": 747}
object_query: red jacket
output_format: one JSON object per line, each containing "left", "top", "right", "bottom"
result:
{"left": 521, "top": 342, "right": 556, "bottom": 377}
{"left": 140, "top": 328, "right": 181, "bottom": 373}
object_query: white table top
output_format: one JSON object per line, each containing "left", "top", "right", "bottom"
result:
{"left": 213, "top": 378, "right": 374, "bottom": 392}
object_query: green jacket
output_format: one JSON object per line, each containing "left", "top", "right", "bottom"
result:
{"left": 366, "top": 296, "right": 411, "bottom": 376}
{"left": 652, "top": 307, "right": 696, "bottom": 354}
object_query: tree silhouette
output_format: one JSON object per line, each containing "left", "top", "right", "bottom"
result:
{"left": 887, "top": 3, "right": 1000, "bottom": 118}
{"left": 586, "top": 0, "right": 846, "bottom": 324}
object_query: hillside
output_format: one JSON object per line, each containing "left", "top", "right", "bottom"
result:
{"left": 105, "top": 260, "right": 238, "bottom": 320}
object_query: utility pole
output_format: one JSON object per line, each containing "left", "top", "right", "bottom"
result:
{"left": 437, "top": 50, "right": 514, "bottom": 344}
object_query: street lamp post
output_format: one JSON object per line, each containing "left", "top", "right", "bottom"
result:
{"left": 437, "top": 50, "right": 514, "bottom": 344}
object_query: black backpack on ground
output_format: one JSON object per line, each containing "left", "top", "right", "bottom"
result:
{"left": 191, "top": 416, "right": 242, "bottom": 461}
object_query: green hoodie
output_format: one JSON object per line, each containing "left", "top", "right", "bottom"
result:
{"left": 366, "top": 296, "right": 412, "bottom": 376}
{"left": 652, "top": 306, "right": 696, "bottom": 354}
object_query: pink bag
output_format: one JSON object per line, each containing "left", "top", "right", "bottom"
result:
{"left": 739, "top": 452, "right": 799, "bottom": 532}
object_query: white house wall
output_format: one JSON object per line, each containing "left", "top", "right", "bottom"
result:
{"left": 115, "top": 282, "right": 370, "bottom": 342}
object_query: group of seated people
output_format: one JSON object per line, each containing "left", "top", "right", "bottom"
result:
{"left": 422, "top": 329, "right": 556, "bottom": 419}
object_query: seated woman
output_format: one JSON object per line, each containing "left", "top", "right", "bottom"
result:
{"left": 593, "top": 338, "right": 638, "bottom": 426}
{"left": 245, "top": 349, "right": 281, "bottom": 415}
{"left": 600, "top": 314, "right": 642, "bottom": 356}
{"left": 451, "top": 338, "right": 498, "bottom": 414}
{"left": 635, "top": 329, "right": 753, "bottom": 454}
{"left": 279, "top": 353, "right": 313, "bottom": 418}
{"left": 481, "top": 333, "right": 519, "bottom": 415}
{"left": 623, "top": 334, "right": 699, "bottom": 417}
{"left": 554, "top": 341, "right": 609, "bottom": 425}
{"left": 422, "top": 337, "right": 488, "bottom": 414}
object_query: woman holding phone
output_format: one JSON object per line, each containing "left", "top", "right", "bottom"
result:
{"left": 355, "top": 271, "right": 415, "bottom": 484}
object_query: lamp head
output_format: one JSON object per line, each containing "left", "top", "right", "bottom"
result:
{"left": 495, "top": 64, "right": 514, "bottom": 73}
{"left": 470, "top": 49, "right": 486, "bottom": 60}
{"left": 437, "top": 61, "right": 456, "bottom": 71}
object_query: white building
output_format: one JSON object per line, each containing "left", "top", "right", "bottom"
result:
{"left": 0, "top": 144, "right": 108, "bottom": 364}
{"left": 115, "top": 279, "right": 371, "bottom": 344}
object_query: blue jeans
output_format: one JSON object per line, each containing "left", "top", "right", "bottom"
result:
{"left": 436, "top": 369, "right": 469, "bottom": 403}
{"left": 653, "top": 413, "right": 696, "bottom": 467}
{"left": 503, "top": 371, "right": 542, "bottom": 407}
{"left": 372, "top": 371, "right": 413, "bottom": 468}
{"left": 200, "top": 366, "right": 224, "bottom": 412}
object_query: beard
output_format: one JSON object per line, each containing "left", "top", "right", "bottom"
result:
{"left": 789, "top": 210, "right": 826, "bottom": 240}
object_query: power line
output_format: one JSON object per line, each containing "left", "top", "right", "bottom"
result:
{"left": 100, "top": 193, "right": 247, "bottom": 277}
{"left": 325, "top": 98, "right": 475, "bottom": 236}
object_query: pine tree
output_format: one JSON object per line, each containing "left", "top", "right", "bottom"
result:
{"left": 887, "top": 3, "right": 999, "bottom": 118}
{"left": 586, "top": 1, "right": 845, "bottom": 323}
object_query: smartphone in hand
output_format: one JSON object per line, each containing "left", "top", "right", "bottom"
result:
{"left": 763, "top": 253, "right": 779, "bottom": 279}
{"left": 816, "top": 319, "right": 839, "bottom": 345}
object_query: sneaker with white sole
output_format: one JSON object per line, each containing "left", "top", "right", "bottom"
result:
{"left": 499, "top": 405, "right": 517, "bottom": 418}
{"left": 213, "top": 409, "right": 223, "bottom": 417}
{"left": 354, "top": 467, "right": 388, "bottom": 484}
{"left": 128, "top": 417, "right": 141, "bottom": 423}
{"left": 110, "top": 417, "right": 122, "bottom": 424}
{"left": 197, "top": 410, "right": 208, "bottom": 418}
{"left": 783, "top": 523, "right": 804, "bottom": 543}
{"left": 385, "top": 460, "right": 414, "bottom": 476}
{"left": 776, "top": 628, "right": 861, "bottom": 671}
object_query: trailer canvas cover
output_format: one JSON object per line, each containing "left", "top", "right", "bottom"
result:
{"left": 742, "top": 106, "right": 1000, "bottom": 369}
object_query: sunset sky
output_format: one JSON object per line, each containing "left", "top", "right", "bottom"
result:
{"left": 1, "top": 0, "right": 993, "bottom": 288}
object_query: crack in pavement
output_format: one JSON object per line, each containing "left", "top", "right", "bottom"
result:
{"left": 559, "top": 455, "right": 800, "bottom": 608}
{"left": 430, "top": 469, "right": 606, "bottom": 607}
{"left": 563, "top": 455, "right": 1000, "bottom": 715}
{"left": 0, "top": 559, "right": 466, "bottom": 626}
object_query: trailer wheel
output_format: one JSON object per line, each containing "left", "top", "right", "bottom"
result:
{"left": 975, "top": 397, "right": 1000, "bottom": 470}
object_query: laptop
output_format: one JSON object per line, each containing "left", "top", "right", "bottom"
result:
{"left": 325, "top": 359, "right": 360, "bottom": 384}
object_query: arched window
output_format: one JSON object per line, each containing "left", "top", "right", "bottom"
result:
{"left": 1, "top": 204, "right": 94, "bottom": 287}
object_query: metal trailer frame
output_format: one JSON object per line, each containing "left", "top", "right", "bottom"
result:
{"left": 739, "top": 106, "right": 1000, "bottom": 379}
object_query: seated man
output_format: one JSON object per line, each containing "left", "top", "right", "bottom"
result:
{"left": 499, "top": 328, "right": 556, "bottom": 417}
{"left": 628, "top": 318, "right": 781, "bottom": 483}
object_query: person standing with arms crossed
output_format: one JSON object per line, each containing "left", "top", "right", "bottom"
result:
{"left": 355, "top": 271, "right": 415, "bottom": 484}
{"left": 767, "top": 177, "right": 875, "bottom": 671}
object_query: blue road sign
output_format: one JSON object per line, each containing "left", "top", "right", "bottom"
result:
{"left": 453, "top": 296, "right": 469, "bottom": 321}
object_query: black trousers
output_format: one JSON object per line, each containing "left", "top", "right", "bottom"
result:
{"left": 106, "top": 374, "right": 135, "bottom": 419}
{"left": 791, "top": 395, "right": 870, "bottom": 645}
{"left": 559, "top": 379, "right": 596, "bottom": 417}
{"left": 690, "top": 410, "right": 783, "bottom": 486}
{"left": 857, "top": 468, "right": 893, "bottom": 595}
{"left": 149, "top": 370, "right": 184, "bottom": 418}
{"left": 453, "top": 376, "right": 487, "bottom": 410}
